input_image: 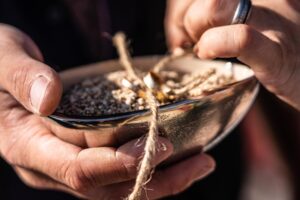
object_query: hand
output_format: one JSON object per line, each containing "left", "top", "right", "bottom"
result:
{"left": 165, "top": 0, "right": 300, "bottom": 111}
{"left": 0, "top": 24, "right": 215, "bottom": 199}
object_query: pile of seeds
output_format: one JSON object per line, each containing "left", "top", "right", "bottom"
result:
{"left": 57, "top": 63, "right": 235, "bottom": 116}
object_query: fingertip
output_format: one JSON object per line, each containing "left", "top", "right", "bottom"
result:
{"left": 166, "top": 24, "right": 194, "bottom": 53}
{"left": 167, "top": 36, "right": 186, "bottom": 53}
{"left": 117, "top": 136, "right": 173, "bottom": 170}
{"left": 198, "top": 30, "right": 218, "bottom": 59}
{"left": 194, "top": 154, "right": 216, "bottom": 180}
{"left": 32, "top": 67, "right": 63, "bottom": 116}
{"left": 145, "top": 153, "right": 216, "bottom": 199}
{"left": 194, "top": 41, "right": 217, "bottom": 60}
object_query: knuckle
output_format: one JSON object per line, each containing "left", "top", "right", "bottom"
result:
{"left": 183, "top": 0, "right": 223, "bottom": 40}
{"left": 235, "top": 25, "right": 253, "bottom": 51}
{"left": 121, "top": 160, "right": 138, "bottom": 179}
{"left": 183, "top": 12, "right": 199, "bottom": 40}
{"left": 6, "top": 57, "right": 57, "bottom": 101}
{"left": 8, "top": 57, "right": 42, "bottom": 99}
{"left": 183, "top": 12, "right": 194, "bottom": 32}
{"left": 66, "top": 167, "right": 90, "bottom": 193}
{"left": 10, "top": 62, "right": 30, "bottom": 100}
{"left": 206, "top": 0, "right": 222, "bottom": 11}
{"left": 64, "top": 160, "right": 95, "bottom": 194}
{"left": 115, "top": 151, "right": 139, "bottom": 179}
{"left": 204, "top": 0, "right": 224, "bottom": 25}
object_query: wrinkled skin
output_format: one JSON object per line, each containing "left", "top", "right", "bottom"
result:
{"left": 0, "top": 24, "right": 215, "bottom": 200}
{"left": 165, "top": 0, "right": 300, "bottom": 111}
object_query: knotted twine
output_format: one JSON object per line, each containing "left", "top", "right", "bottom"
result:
{"left": 113, "top": 32, "right": 160, "bottom": 200}
{"left": 112, "top": 32, "right": 221, "bottom": 200}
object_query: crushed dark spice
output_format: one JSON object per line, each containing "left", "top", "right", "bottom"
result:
{"left": 57, "top": 65, "right": 234, "bottom": 116}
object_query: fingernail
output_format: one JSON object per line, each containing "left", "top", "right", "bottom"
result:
{"left": 117, "top": 138, "right": 172, "bottom": 177}
{"left": 30, "top": 76, "right": 49, "bottom": 113}
{"left": 195, "top": 164, "right": 215, "bottom": 181}
{"left": 195, "top": 156, "right": 216, "bottom": 180}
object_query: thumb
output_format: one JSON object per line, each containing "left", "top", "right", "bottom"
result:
{"left": 0, "top": 55, "right": 62, "bottom": 116}
{"left": 0, "top": 24, "right": 62, "bottom": 116}
{"left": 165, "top": 0, "right": 194, "bottom": 50}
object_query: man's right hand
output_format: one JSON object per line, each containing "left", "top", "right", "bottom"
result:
{"left": 165, "top": 0, "right": 300, "bottom": 111}
{"left": 0, "top": 24, "right": 215, "bottom": 199}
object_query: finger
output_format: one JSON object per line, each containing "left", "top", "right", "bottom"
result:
{"left": 183, "top": 0, "right": 239, "bottom": 41}
{"left": 195, "top": 25, "right": 294, "bottom": 95}
{"left": 44, "top": 116, "right": 118, "bottom": 148}
{"left": 0, "top": 25, "right": 62, "bottom": 116}
{"left": 146, "top": 154, "right": 215, "bottom": 199}
{"left": 165, "top": 0, "right": 194, "bottom": 50}
{"left": 45, "top": 116, "right": 148, "bottom": 148}
{"left": 196, "top": 24, "right": 300, "bottom": 108}
{"left": 2, "top": 129, "right": 172, "bottom": 194}
{"left": 15, "top": 166, "right": 70, "bottom": 191}
{"left": 14, "top": 167, "right": 87, "bottom": 199}
{"left": 95, "top": 154, "right": 215, "bottom": 200}
{"left": 44, "top": 118, "right": 89, "bottom": 148}
{"left": 72, "top": 136, "right": 173, "bottom": 190}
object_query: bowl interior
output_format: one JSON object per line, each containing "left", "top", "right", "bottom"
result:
{"left": 60, "top": 56, "right": 254, "bottom": 91}
{"left": 51, "top": 55, "right": 255, "bottom": 123}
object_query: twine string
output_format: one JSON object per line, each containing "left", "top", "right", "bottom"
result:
{"left": 113, "top": 32, "right": 159, "bottom": 200}
{"left": 112, "top": 32, "right": 230, "bottom": 200}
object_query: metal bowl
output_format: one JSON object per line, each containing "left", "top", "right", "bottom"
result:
{"left": 49, "top": 56, "right": 259, "bottom": 163}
